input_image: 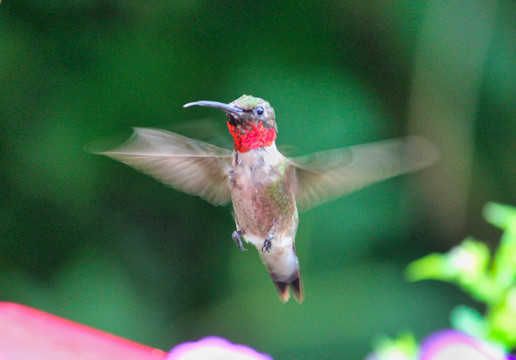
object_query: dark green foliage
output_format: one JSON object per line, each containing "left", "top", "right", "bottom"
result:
{"left": 0, "top": 1, "right": 514, "bottom": 358}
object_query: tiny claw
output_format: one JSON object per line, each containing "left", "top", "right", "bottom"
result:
{"left": 262, "top": 239, "right": 272, "bottom": 253}
{"left": 232, "top": 230, "right": 247, "bottom": 251}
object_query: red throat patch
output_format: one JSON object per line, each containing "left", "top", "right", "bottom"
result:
{"left": 227, "top": 121, "right": 277, "bottom": 153}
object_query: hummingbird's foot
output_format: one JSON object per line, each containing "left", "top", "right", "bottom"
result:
{"left": 232, "top": 229, "right": 247, "bottom": 251}
{"left": 262, "top": 219, "right": 276, "bottom": 253}
{"left": 262, "top": 238, "right": 272, "bottom": 253}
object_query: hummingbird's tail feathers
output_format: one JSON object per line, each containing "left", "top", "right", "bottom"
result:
{"left": 259, "top": 245, "right": 303, "bottom": 303}
{"left": 272, "top": 272, "right": 303, "bottom": 303}
{"left": 273, "top": 281, "right": 290, "bottom": 302}
{"left": 290, "top": 275, "right": 303, "bottom": 302}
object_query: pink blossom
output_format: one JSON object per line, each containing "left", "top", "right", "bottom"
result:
{"left": 167, "top": 336, "right": 273, "bottom": 360}
{"left": 420, "top": 330, "right": 513, "bottom": 360}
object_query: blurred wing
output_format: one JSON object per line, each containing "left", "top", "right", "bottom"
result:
{"left": 291, "top": 136, "right": 438, "bottom": 211}
{"left": 88, "top": 127, "right": 233, "bottom": 206}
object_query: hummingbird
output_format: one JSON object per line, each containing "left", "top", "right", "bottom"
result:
{"left": 91, "top": 94, "right": 436, "bottom": 303}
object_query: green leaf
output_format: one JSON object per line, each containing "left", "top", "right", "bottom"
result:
{"left": 488, "top": 204, "right": 516, "bottom": 289}
{"left": 487, "top": 286, "right": 516, "bottom": 349}
{"left": 450, "top": 305, "right": 486, "bottom": 339}
{"left": 371, "top": 332, "right": 418, "bottom": 360}
{"left": 406, "top": 253, "right": 449, "bottom": 282}
{"left": 483, "top": 203, "right": 516, "bottom": 231}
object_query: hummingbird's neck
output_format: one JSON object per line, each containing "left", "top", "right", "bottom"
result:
{"left": 227, "top": 121, "right": 277, "bottom": 153}
{"left": 234, "top": 142, "right": 283, "bottom": 169}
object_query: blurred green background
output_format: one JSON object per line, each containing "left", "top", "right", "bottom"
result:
{"left": 1, "top": 0, "right": 514, "bottom": 358}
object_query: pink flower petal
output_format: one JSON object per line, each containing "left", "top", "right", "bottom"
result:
{"left": 420, "top": 330, "right": 508, "bottom": 360}
{"left": 167, "top": 336, "right": 273, "bottom": 360}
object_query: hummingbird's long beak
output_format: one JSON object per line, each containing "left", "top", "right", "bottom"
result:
{"left": 183, "top": 100, "right": 242, "bottom": 115}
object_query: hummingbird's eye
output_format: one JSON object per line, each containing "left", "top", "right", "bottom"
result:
{"left": 256, "top": 106, "right": 264, "bottom": 116}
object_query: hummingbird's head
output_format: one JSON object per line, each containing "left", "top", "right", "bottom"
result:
{"left": 184, "top": 95, "right": 277, "bottom": 153}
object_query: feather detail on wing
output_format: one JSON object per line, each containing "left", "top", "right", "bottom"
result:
{"left": 88, "top": 128, "right": 233, "bottom": 206}
{"left": 290, "top": 136, "right": 438, "bottom": 211}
